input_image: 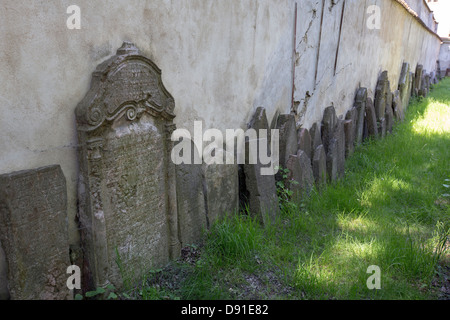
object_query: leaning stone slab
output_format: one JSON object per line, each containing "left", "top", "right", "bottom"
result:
{"left": 312, "top": 144, "right": 327, "bottom": 186}
{"left": 0, "top": 165, "right": 70, "bottom": 300}
{"left": 392, "top": 90, "right": 404, "bottom": 121}
{"left": 344, "top": 119, "right": 355, "bottom": 158}
{"left": 176, "top": 141, "right": 208, "bottom": 247}
{"left": 248, "top": 107, "right": 271, "bottom": 143}
{"left": 424, "top": 73, "right": 431, "bottom": 94}
{"left": 321, "top": 105, "right": 338, "bottom": 154}
{"left": 374, "top": 71, "right": 389, "bottom": 121}
{"left": 75, "top": 42, "right": 180, "bottom": 290}
{"left": 276, "top": 114, "right": 298, "bottom": 171}
{"left": 309, "top": 122, "right": 322, "bottom": 160}
{"left": 385, "top": 91, "right": 394, "bottom": 134}
{"left": 410, "top": 71, "right": 416, "bottom": 98}
{"left": 335, "top": 119, "right": 346, "bottom": 178}
{"left": 414, "top": 64, "right": 423, "bottom": 95}
{"left": 379, "top": 117, "right": 386, "bottom": 139}
{"left": 297, "top": 128, "right": 312, "bottom": 160}
{"left": 205, "top": 163, "right": 239, "bottom": 225}
{"left": 398, "top": 62, "right": 411, "bottom": 108}
{"left": 243, "top": 108, "right": 279, "bottom": 224}
{"left": 354, "top": 88, "right": 367, "bottom": 146}
{"left": 326, "top": 137, "right": 338, "bottom": 183}
{"left": 365, "top": 97, "right": 378, "bottom": 137}
{"left": 243, "top": 140, "right": 279, "bottom": 225}
{"left": 286, "top": 150, "right": 314, "bottom": 199}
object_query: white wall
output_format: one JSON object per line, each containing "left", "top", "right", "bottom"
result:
{"left": 293, "top": 0, "right": 441, "bottom": 129}
{"left": 0, "top": 0, "right": 294, "bottom": 244}
{"left": 439, "top": 38, "right": 450, "bottom": 76}
{"left": 0, "top": 0, "right": 442, "bottom": 246}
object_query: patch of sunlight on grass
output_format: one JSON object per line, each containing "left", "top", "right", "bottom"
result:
{"left": 357, "top": 175, "right": 412, "bottom": 208}
{"left": 336, "top": 211, "right": 375, "bottom": 234}
{"left": 294, "top": 252, "right": 336, "bottom": 293}
{"left": 412, "top": 99, "right": 450, "bottom": 136}
{"left": 328, "top": 234, "right": 381, "bottom": 263}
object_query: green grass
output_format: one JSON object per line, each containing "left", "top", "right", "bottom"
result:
{"left": 128, "top": 78, "right": 450, "bottom": 300}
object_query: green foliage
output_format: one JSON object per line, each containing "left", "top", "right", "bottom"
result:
{"left": 275, "top": 166, "right": 299, "bottom": 212}
{"left": 75, "top": 284, "right": 118, "bottom": 300}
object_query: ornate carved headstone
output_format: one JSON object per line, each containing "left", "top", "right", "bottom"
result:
{"left": 0, "top": 165, "right": 70, "bottom": 300}
{"left": 75, "top": 42, "right": 180, "bottom": 289}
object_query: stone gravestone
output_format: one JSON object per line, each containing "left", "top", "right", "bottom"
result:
{"left": 309, "top": 122, "right": 322, "bottom": 160}
{"left": 398, "top": 62, "right": 411, "bottom": 108}
{"left": 345, "top": 107, "right": 358, "bottom": 157}
{"left": 392, "top": 90, "right": 404, "bottom": 121}
{"left": 374, "top": 71, "right": 388, "bottom": 137}
{"left": 175, "top": 141, "right": 208, "bottom": 247}
{"left": 374, "top": 71, "right": 388, "bottom": 121}
{"left": 410, "top": 71, "right": 416, "bottom": 98}
{"left": 365, "top": 97, "right": 378, "bottom": 138}
{"left": 321, "top": 106, "right": 337, "bottom": 154}
{"left": 312, "top": 144, "right": 327, "bottom": 186}
{"left": 385, "top": 90, "right": 394, "bottom": 134}
{"left": 205, "top": 163, "right": 239, "bottom": 224}
{"left": 326, "top": 137, "right": 339, "bottom": 183}
{"left": 414, "top": 64, "right": 423, "bottom": 96}
{"left": 242, "top": 107, "right": 279, "bottom": 225}
{"left": 75, "top": 42, "right": 181, "bottom": 290}
{"left": 276, "top": 114, "right": 298, "bottom": 173}
{"left": 344, "top": 119, "right": 354, "bottom": 158}
{"left": 0, "top": 165, "right": 70, "bottom": 300}
{"left": 297, "top": 128, "right": 312, "bottom": 161}
{"left": 285, "top": 150, "right": 314, "bottom": 199}
{"left": 354, "top": 88, "right": 367, "bottom": 146}
{"left": 335, "top": 119, "right": 346, "bottom": 178}
{"left": 321, "top": 106, "right": 344, "bottom": 182}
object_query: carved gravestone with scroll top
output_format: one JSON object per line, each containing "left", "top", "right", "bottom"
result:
{"left": 75, "top": 42, "right": 180, "bottom": 290}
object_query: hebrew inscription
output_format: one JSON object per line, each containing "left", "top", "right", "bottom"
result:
{"left": 75, "top": 42, "right": 180, "bottom": 289}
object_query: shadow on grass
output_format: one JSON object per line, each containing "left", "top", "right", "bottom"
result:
{"left": 286, "top": 78, "right": 450, "bottom": 299}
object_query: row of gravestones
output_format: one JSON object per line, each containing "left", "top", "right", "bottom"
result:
{"left": 0, "top": 43, "right": 437, "bottom": 299}
{"left": 238, "top": 62, "right": 437, "bottom": 227}
{"left": 0, "top": 43, "right": 240, "bottom": 299}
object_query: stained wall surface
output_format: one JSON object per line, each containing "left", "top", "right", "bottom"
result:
{"left": 0, "top": 0, "right": 442, "bottom": 249}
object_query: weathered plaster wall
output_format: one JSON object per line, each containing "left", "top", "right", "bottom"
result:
{"left": 0, "top": 0, "right": 294, "bottom": 245}
{"left": 293, "top": 0, "right": 441, "bottom": 129}
{"left": 439, "top": 38, "right": 450, "bottom": 76}
{"left": 0, "top": 0, "right": 441, "bottom": 249}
